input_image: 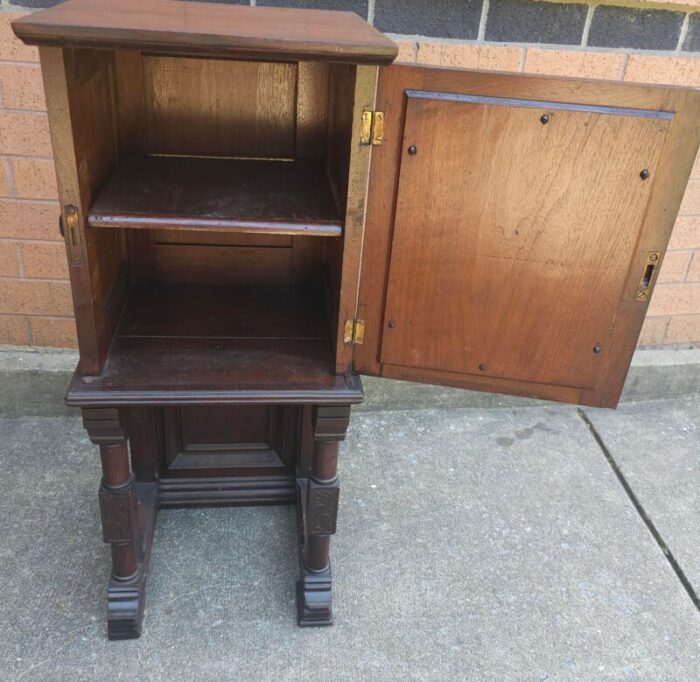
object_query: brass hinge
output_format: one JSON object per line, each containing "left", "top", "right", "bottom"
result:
{"left": 360, "top": 110, "right": 385, "bottom": 146}
{"left": 343, "top": 319, "right": 365, "bottom": 345}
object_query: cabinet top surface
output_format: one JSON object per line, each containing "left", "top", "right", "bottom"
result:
{"left": 12, "top": 0, "right": 397, "bottom": 64}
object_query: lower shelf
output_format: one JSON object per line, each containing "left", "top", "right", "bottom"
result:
{"left": 66, "top": 337, "right": 363, "bottom": 405}
{"left": 66, "top": 282, "right": 363, "bottom": 406}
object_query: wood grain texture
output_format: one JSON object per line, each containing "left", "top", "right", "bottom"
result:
{"left": 88, "top": 155, "right": 342, "bottom": 236}
{"left": 355, "top": 64, "right": 700, "bottom": 406}
{"left": 118, "top": 283, "right": 328, "bottom": 340}
{"left": 143, "top": 57, "right": 297, "bottom": 159}
{"left": 40, "top": 47, "right": 126, "bottom": 375}
{"left": 382, "top": 93, "right": 669, "bottom": 390}
{"left": 152, "top": 244, "right": 294, "bottom": 286}
{"left": 65, "top": 282, "right": 364, "bottom": 405}
{"left": 12, "top": 0, "right": 397, "bottom": 65}
{"left": 162, "top": 405, "right": 297, "bottom": 477}
{"left": 65, "top": 338, "right": 363, "bottom": 406}
{"left": 331, "top": 65, "right": 378, "bottom": 373}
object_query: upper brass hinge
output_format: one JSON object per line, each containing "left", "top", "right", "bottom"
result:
{"left": 344, "top": 319, "right": 365, "bottom": 345}
{"left": 360, "top": 110, "right": 385, "bottom": 146}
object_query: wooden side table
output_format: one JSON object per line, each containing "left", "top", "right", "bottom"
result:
{"left": 13, "top": 0, "right": 700, "bottom": 639}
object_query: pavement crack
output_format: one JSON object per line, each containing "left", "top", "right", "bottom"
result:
{"left": 577, "top": 408, "right": 700, "bottom": 615}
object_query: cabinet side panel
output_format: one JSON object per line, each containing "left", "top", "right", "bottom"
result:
{"left": 40, "top": 47, "right": 125, "bottom": 374}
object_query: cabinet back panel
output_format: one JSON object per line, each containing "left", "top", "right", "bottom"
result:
{"left": 142, "top": 56, "right": 298, "bottom": 158}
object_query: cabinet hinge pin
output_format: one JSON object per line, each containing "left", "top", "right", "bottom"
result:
{"left": 343, "top": 319, "right": 365, "bottom": 344}
{"left": 360, "top": 110, "right": 385, "bottom": 146}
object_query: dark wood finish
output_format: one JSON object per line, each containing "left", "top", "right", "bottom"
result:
{"left": 158, "top": 475, "right": 296, "bottom": 508}
{"left": 88, "top": 155, "right": 343, "bottom": 237}
{"left": 40, "top": 47, "right": 127, "bottom": 375}
{"left": 66, "top": 282, "right": 364, "bottom": 406}
{"left": 106, "top": 482, "right": 157, "bottom": 640}
{"left": 82, "top": 408, "right": 158, "bottom": 639}
{"left": 296, "top": 405, "right": 350, "bottom": 626}
{"left": 355, "top": 64, "right": 700, "bottom": 407}
{"left": 19, "top": 2, "right": 700, "bottom": 641}
{"left": 118, "top": 283, "right": 328, "bottom": 340}
{"left": 162, "top": 405, "right": 297, "bottom": 477}
{"left": 143, "top": 57, "right": 297, "bottom": 159}
{"left": 67, "top": 339, "right": 363, "bottom": 406}
{"left": 12, "top": 0, "right": 398, "bottom": 65}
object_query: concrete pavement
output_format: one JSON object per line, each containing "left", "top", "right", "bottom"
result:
{"left": 1, "top": 391, "right": 699, "bottom": 680}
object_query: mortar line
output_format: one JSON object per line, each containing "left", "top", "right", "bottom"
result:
{"left": 581, "top": 4, "right": 595, "bottom": 47}
{"left": 676, "top": 13, "right": 690, "bottom": 53}
{"left": 577, "top": 408, "right": 700, "bottom": 614}
{"left": 477, "top": 0, "right": 490, "bottom": 42}
{"left": 367, "top": 0, "right": 376, "bottom": 25}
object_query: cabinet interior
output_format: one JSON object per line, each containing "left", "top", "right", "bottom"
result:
{"left": 72, "top": 49, "right": 359, "bottom": 385}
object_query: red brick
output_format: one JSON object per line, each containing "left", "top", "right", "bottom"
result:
{"left": 0, "top": 12, "right": 39, "bottom": 63}
{"left": 0, "top": 314, "right": 29, "bottom": 345}
{"left": 657, "top": 250, "right": 691, "bottom": 283}
{"left": 9, "top": 158, "right": 57, "bottom": 200}
{"left": 679, "top": 180, "right": 700, "bottom": 216}
{"left": 395, "top": 40, "right": 417, "bottom": 64}
{"left": 21, "top": 241, "right": 68, "bottom": 279}
{"left": 0, "top": 63, "right": 45, "bottom": 111}
{"left": 0, "top": 200, "right": 61, "bottom": 240}
{"left": 29, "top": 316, "right": 77, "bottom": 348}
{"left": 0, "top": 279, "right": 73, "bottom": 316}
{"left": 637, "top": 316, "right": 668, "bottom": 346}
{"left": 668, "top": 217, "right": 700, "bottom": 250}
{"left": 665, "top": 315, "right": 700, "bottom": 345}
{"left": 624, "top": 55, "right": 700, "bottom": 87}
{"left": 523, "top": 49, "right": 624, "bottom": 81}
{"left": 416, "top": 43, "right": 523, "bottom": 72}
{"left": 0, "top": 111, "right": 52, "bottom": 156}
{"left": 0, "top": 240, "right": 19, "bottom": 277}
{"left": 648, "top": 283, "right": 700, "bottom": 316}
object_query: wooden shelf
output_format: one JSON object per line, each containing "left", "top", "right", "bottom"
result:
{"left": 88, "top": 155, "right": 343, "bottom": 237}
{"left": 12, "top": 0, "right": 397, "bottom": 64}
{"left": 66, "top": 283, "right": 363, "bottom": 406}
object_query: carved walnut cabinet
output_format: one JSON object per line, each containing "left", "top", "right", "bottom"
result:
{"left": 13, "top": 0, "right": 700, "bottom": 639}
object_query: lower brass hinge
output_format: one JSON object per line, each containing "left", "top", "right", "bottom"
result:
{"left": 360, "top": 110, "right": 385, "bottom": 146}
{"left": 344, "top": 319, "right": 365, "bottom": 345}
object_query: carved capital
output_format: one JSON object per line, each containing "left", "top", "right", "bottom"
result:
{"left": 82, "top": 407, "right": 127, "bottom": 445}
{"left": 312, "top": 405, "right": 351, "bottom": 442}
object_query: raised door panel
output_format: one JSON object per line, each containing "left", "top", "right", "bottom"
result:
{"left": 356, "top": 65, "right": 700, "bottom": 407}
{"left": 162, "top": 405, "right": 298, "bottom": 477}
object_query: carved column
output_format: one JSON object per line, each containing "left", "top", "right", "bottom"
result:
{"left": 297, "top": 405, "right": 350, "bottom": 626}
{"left": 82, "top": 408, "right": 143, "bottom": 639}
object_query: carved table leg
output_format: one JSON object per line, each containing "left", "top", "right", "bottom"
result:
{"left": 297, "top": 405, "right": 350, "bottom": 627}
{"left": 82, "top": 408, "right": 157, "bottom": 640}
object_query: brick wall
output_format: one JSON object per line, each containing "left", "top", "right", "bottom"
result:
{"left": 0, "top": 0, "right": 699, "bottom": 349}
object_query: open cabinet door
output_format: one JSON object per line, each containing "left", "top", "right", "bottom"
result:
{"left": 354, "top": 64, "right": 700, "bottom": 407}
